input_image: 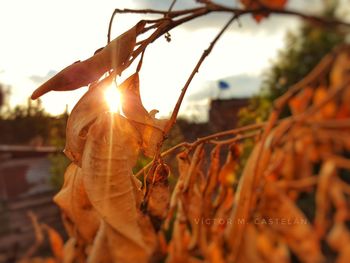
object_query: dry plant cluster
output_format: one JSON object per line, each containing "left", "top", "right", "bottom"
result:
{"left": 21, "top": 0, "right": 350, "bottom": 262}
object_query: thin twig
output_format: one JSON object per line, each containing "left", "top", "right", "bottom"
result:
{"left": 209, "top": 130, "right": 261, "bottom": 145}
{"left": 167, "top": 0, "right": 178, "bottom": 13}
{"left": 208, "top": 3, "right": 350, "bottom": 28}
{"left": 164, "top": 14, "right": 238, "bottom": 135}
{"left": 140, "top": 14, "right": 238, "bottom": 192}
{"left": 135, "top": 121, "right": 265, "bottom": 179}
{"left": 277, "top": 176, "right": 318, "bottom": 189}
{"left": 108, "top": 4, "right": 350, "bottom": 29}
{"left": 107, "top": 10, "right": 117, "bottom": 43}
{"left": 108, "top": 4, "right": 350, "bottom": 75}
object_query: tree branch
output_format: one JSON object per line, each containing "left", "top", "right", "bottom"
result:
{"left": 164, "top": 14, "right": 238, "bottom": 135}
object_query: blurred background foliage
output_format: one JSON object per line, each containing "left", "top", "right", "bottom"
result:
{"left": 239, "top": 2, "right": 345, "bottom": 126}
{"left": 0, "top": 98, "right": 69, "bottom": 189}
{"left": 238, "top": 1, "right": 346, "bottom": 167}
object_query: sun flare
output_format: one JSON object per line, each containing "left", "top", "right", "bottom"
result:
{"left": 104, "top": 84, "right": 122, "bottom": 113}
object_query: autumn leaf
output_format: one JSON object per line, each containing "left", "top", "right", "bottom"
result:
{"left": 260, "top": 0, "right": 287, "bottom": 9}
{"left": 31, "top": 22, "right": 145, "bottom": 99}
{"left": 82, "top": 112, "right": 157, "bottom": 262}
{"left": 218, "top": 144, "right": 240, "bottom": 187}
{"left": 118, "top": 73, "right": 168, "bottom": 157}
{"left": 53, "top": 163, "right": 100, "bottom": 243}
{"left": 240, "top": 0, "right": 288, "bottom": 22}
{"left": 64, "top": 74, "right": 113, "bottom": 165}
{"left": 225, "top": 141, "right": 265, "bottom": 260}
{"left": 82, "top": 113, "right": 143, "bottom": 244}
{"left": 87, "top": 223, "right": 112, "bottom": 263}
{"left": 147, "top": 164, "right": 171, "bottom": 223}
{"left": 42, "top": 225, "right": 64, "bottom": 262}
{"left": 260, "top": 183, "right": 324, "bottom": 263}
{"left": 313, "top": 86, "right": 337, "bottom": 119}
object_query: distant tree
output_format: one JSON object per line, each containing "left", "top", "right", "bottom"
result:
{"left": 48, "top": 111, "right": 70, "bottom": 189}
{"left": 0, "top": 99, "right": 69, "bottom": 188}
{"left": 0, "top": 100, "right": 58, "bottom": 145}
{"left": 238, "top": 2, "right": 345, "bottom": 126}
{"left": 237, "top": 1, "right": 346, "bottom": 172}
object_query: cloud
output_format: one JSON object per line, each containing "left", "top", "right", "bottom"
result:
{"left": 29, "top": 70, "right": 57, "bottom": 84}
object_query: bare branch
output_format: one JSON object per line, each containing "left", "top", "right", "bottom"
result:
{"left": 164, "top": 15, "right": 237, "bottom": 135}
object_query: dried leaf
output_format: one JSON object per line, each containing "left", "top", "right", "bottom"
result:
{"left": 87, "top": 223, "right": 112, "bottom": 263}
{"left": 212, "top": 188, "right": 234, "bottom": 235}
{"left": 82, "top": 111, "right": 157, "bottom": 262}
{"left": 147, "top": 164, "right": 170, "bottom": 222}
{"left": 64, "top": 75, "right": 113, "bottom": 165}
{"left": 185, "top": 182, "right": 203, "bottom": 250}
{"left": 31, "top": 22, "right": 145, "bottom": 99}
{"left": 330, "top": 51, "right": 350, "bottom": 89}
{"left": 119, "top": 73, "right": 168, "bottom": 157}
{"left": 43, "top": 225, "right": 64, "bottom": 261}
{"left": 165, "top": 151, "right": 191, "bottom": 229}
{"left": 166, "top": 203, "right": 192, "bottom": 263}
{"left": 289, "top": 87, "right": 313, "bottom": 115}
{"left": 207, "top": 241, "right": 226, "bottom": 263}
{"left": 62, "top": 238, "right": 77, "bottom": 263}
{"left": 53, "top": 163, "right": 100, "bottom": 243}
{"left": 260, "top": 183, "right": 324, "bottom": 263}
{"left": 327, "top": 222, "right": 350, "bottom": 252}
{"left": 313, "top": 86, "right": 337, "bottom": 119}
{"left": 203, "top": 145, "right": 221, "bottom": 220}
{"left": 183, "top": 145, "right": 204, "bottom": 191}
{"left": 235, "top": 224, "right": 265, "bottom": 263}
{"left": 329, "top": 178, "right": 348, "bottom": 222}
{"left": 256, "top": 227, "right": 290, "bottom": 263}
{"left": 260, "top": 0, "right": 287, "bottom": 9}
{"left": 336, "top": 243, "right": 350, "bottom": 263}
{"left": 83, "top": 113, "right": 143, "bottom": 244}
{"left": 240, "top": 0, "right": 287, "bottom": 22}
{"left": 106, "top": 213, "right": 157, "bottom": 263}
{"left": 225, "top": 141, "right": 263, "bottom": 260}
{"left": 314, "top": 161, "right": 336, "bottom": 238}
{"left": 218, "top": 145, "right": 239, "bottom": 187}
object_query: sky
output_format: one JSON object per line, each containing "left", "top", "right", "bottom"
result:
{"left": 0, "top": 0, "right": 339, "bottom": 121}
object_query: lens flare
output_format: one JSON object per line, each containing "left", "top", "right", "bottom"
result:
{"left": 104, "top": 84, "right": 121, "bottom": 113}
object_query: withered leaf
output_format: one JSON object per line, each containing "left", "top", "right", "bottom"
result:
{"left": 118, "top": 73, "right": 168, "bottom": 157}
{"left": 260, "top": 183, "right": 324, "bottom": 263}
{"left": 82, "top": 112, "right": 146, "bottom": 248}
{"left": 64, "top": 74, "right": 113, "bottom": 165}
{"left": 53, "top": 163, "right": 100, "bottom": 243}
{"left": 225, "top": 141, "right": 263, "bottom": 258}
{"left": 235, "top": 224, "right": 265, "bottom": 263}
{"left": 62, "top": 238, "right": 77, "bottom": 263}
{"left": 42, "top": 225, "right": 64, "bottom": 262}
{"left": 314, "top": 161, "right": 336, "bottom": 238}
{"left": 240, "top": 0, "right": 287, "bottom": 22}
{"left": 31, "top": 22, "right": 145, "bottom": 99}
{"left": 327, "top": 222, "right": 350, "bottom": 252}
{"left": 106, "top": 213, "right": 157, "bottom": 263}
{"left": 87, "top": 223, "right": 112, "bottom": 263}
{"left": 147, "top": 164, "right": 170, "bottom": 221}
